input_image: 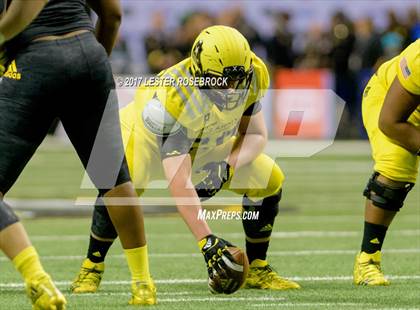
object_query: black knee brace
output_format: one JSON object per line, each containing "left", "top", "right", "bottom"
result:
{"left": 242, "top": 190, "right": 281, "bottom": 241}
{"left": 363, "top": 172, "right": 414, "bottom": 212}
{"left": 91, "top": 196, "right": 118, "bottom": 239}
{"left": 0, "top": 200, "right": 19, "bottom": 230}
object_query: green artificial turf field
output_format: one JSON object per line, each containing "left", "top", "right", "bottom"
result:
{"left": 0, "top": 139, "right": 419, "bottom": 309}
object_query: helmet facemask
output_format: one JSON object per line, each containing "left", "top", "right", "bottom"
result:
{"left": 199, "top": 65, "right": 253, "bottom": 111}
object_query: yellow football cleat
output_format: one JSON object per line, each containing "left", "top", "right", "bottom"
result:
{"left": 129, "top": 279, "right": 157, "bottom": 306}
{"left": 70, "top": 258, "right": 104, "bottom": 293}
{"left": 353, "top": 251, "right": 390, "bottom": 286}
{"left": 244, "top": 259, "right": 301, "bottom": 290}
{"left": 26, "top": 274, "right": 66, "bottom": 310}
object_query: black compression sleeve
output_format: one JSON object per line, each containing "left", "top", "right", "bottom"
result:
{"left": 157, "top": 128, "right": 193, "bottom": 159}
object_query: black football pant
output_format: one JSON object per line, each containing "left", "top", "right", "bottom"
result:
{"left": 0, "top": 32, "right": 130, "bottom": 229}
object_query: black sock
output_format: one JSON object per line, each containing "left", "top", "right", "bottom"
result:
{"left": 361, "top": 221, "right": 388, "bottom": 254}
{"left": 87, "top": 235, "right": 114, "bottom": 263}
{"left": 246, "top": 240, "right": 270, "bottom": 263}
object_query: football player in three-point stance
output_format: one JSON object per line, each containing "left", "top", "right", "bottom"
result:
{"left": 71, "top": 25, "right": 301, "bottom": 294}
{"left": 354, "top": 39, "right": 419, "bottom": 286}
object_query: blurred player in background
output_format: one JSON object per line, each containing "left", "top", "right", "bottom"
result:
{"left": 71, "top": 25, "right": 301, "bottom": 294}
{"left": 354, "top": 39, "right": 419, "bottom": 286}
{"left": 0, "top": 0, "right": 155, "bottom": 307}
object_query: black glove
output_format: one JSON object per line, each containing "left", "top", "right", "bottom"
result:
{"left": 195, "top": 161, "right": 233, "bottom": 201}
{"left": 199, "top": 234, "right": 235, "bottom": 279}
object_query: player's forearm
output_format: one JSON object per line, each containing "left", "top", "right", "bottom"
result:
{"left": 169, "top": 184, "right": 212, "bottom": 241}
{"left": 94, "top": 17, "right": 121, "bottom": 56}
{"left": 87, "top": 0, "right": 122, "bottom": 55}
{"left": 227, "top": 133, "right": 267, "bottom": 169}
{"left": 0, "top": 0, "right": 48, "bottom": 43}
{"left": 163, "top": 154, "right": 212, "bottom": 240}
{"left": 177, "top": 204, "right": 212, "bottom": 242}
{"left": 379, "top": 122, "right": 420, "bottom": 154}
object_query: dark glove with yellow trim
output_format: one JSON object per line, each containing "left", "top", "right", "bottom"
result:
{"left": 199, "top": 234, "right": 236, "bottom": 280}
{"left": 195, "top": 161, "right": 233, "bottom": 201}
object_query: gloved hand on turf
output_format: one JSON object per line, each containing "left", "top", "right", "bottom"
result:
{"left": 199, "top": 234, "right": 236, "bottom": 279}
{"left": 195, "top": 161, "right": 233, "bottom": 201}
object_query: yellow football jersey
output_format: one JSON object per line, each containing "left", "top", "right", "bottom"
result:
{"left": 362, "top": 39, "right": 420, "bottom": 183}
{"left": 376, "top": 39, "right": 420, "bottom": 95}
{"left": 122, "top": 52, "right": 269, "bottom": 152}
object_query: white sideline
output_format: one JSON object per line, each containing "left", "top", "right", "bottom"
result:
{"left": 0, "top": 248, "right": 419, "bottom": 262}
{"left": 1, "top": 275, "right": 419, "bottom": 289}
{"left": 28, "top": 229, "right": 420, "bottom": 241}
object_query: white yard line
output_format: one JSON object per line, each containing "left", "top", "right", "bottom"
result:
{"left": 252, "top": 302, "right": 371, "bottom": 308}
{"left": 145, "top": 296, "right": 286, "bottom": 303}
{"left": 250, "top": 303, "right": 419, "bottom": 309}
{"left": 1, "top": 248, "right": 419, "bottom": 262}
{"left": 269, "top": 248, "right": 420, "bottom": 256}
{"left": 72, "top": 291, "right": 193, "bottom": 297}
{"left": 1, "top": 275, "right": 419, "bottom": 289}
{"left": 28, "top": 229, "right": 420, "bottom": 241}
{"left": 368, "top": 308, "right": 420, "bottom": 310}
{"left": 250, "top": 302, "right": 420, "bottom": 310}
{"left": 291, "top": 275, "right": 420, "bottom": 281}
{"left": 73, "top": 296, "right": 286, "bottom": 303}
{"left": 289, "top": 215, "right": 419, "bottom": 223}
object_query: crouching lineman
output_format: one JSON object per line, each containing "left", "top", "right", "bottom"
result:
{"left": 354, "top": 39, "right": 419, "bottom": 286}
{"left": 71, "top": 25, "right": 301, "bottom": 294}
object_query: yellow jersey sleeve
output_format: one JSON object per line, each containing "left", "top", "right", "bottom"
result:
{"left": 397, "top": 39, "right": 420, "bottom": 95}
{"left": 157, "top": 58, "right": 208, "bottom": 131}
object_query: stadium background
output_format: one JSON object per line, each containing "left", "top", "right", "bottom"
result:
{"left": 47, "top": 0, "right": 419, "bottom": 141}
{"left": 1, "top": 1, "right": 419, "bottom": 309}
{"left": 108, "top": 0, "right": 418, "bottom": 138}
